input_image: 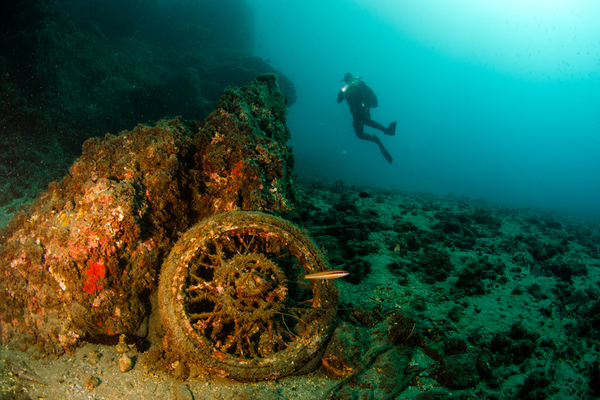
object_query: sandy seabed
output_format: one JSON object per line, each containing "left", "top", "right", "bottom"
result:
{"left": 1, "top": 181, "right": 599, "bottom": 400}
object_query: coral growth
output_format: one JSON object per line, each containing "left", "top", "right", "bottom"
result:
{"left": 198, "top": 73, "right": 296, "bottom": 215}
{"left": 0, "top": 74, "right": 296, "bottom": 356}
{"left": 83, "top": 261, "right": 106, "bottom": 294}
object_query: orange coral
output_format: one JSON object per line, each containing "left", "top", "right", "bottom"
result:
{"left": 84, "top": 261, "right": 106, "bottom": 294}
{"left": 231, "top": 161, "right": 244, "bottom": 176}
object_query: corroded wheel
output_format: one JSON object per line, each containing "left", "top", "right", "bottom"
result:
{"left": 158, "top": 211, "right": 338, "bottom": 382}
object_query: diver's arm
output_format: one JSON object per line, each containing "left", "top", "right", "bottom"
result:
{"left": 337, "top": 89, "right": 345, "bottom": 103}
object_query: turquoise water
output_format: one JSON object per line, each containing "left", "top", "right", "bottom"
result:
{"left": 250, "top": 0, "right": 600, "bottom": 218}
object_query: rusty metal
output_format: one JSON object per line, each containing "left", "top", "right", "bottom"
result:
{"left": 158, "top": 211, "right": 338, "bottom": 382}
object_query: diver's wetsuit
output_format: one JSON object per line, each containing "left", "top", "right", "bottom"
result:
{"left": 337, "top": 80, "right": 395, "bottom": 164}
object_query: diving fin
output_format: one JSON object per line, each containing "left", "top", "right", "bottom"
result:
{"left": 371, "top": 135, "right": 393, "bottom": 164}
{"left": 385, "top": 121, "right": 397, "bottom": 136}
{"left": 380, "top": 147, "right": 393, "bottom": 164}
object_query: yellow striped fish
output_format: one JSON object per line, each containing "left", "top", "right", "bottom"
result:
{"left": 302, "top": 270, "right": 349, "bottom": 280}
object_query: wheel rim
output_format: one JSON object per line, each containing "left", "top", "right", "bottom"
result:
{"left": 159, "top": 211, "right": 338, "bottom": 381}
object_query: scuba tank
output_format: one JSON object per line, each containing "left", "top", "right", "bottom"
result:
{"left": 341, "top": 77, "right": 378, "bottom": 109}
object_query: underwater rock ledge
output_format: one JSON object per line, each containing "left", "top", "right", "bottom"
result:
{"left": 0, "top": 73, "right": 296, "bottom": 357}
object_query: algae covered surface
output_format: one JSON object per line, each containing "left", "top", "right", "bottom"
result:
{"left": 1, "top": 180, "right": 600, "bottom": 399}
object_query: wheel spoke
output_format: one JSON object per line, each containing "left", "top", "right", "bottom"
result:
{"left": 159, "top": 211, "right": 338, "bottom": 381}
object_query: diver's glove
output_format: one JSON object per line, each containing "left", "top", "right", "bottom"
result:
{"left": 337, "top": 90, "right": 345, "bottom": 103}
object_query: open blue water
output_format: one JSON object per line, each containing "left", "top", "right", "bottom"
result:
{"left": 249, "top": 0, "right": 600, "bottom": 219}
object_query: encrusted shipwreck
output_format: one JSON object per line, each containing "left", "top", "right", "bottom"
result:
{"left": 0, "top": 73, "right": 297, "bottom": 357}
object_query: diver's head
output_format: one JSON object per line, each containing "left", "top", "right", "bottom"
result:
{"left": 339, "top": 72, "right": 356, "bottom": 92}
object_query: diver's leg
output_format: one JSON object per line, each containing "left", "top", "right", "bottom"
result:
{"left": 364, "top": 118, "right": 387, "bottom": 132}
{"left": 365, "top": 119, "right": 397, "bottom": 136}
{"left": 353, "top": 114, "right": 393, "bottom": 163}
{"left": 353, "top": 115, "right": 371, "bottom": 140}
{"left": 362, "top": 108, "right": 386, "bottom": 132}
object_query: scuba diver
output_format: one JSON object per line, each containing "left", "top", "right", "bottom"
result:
{"left": 337, "top": 72, "right": 396, "bottom": 164}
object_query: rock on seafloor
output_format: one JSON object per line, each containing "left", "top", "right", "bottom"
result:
{"left": 0, "top": 74, "right": 296, "bottom": 357}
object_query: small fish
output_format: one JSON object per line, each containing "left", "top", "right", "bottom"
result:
{"left": 303, "top": 270, "right": 349, "bottom": 280}
{"left": 358, "top": 191, "right": 371, "bottom": 198}
{"left": 530, "top": 264, "right": 546, "bottom": 277}
{"left": 394, "top": 244, "right": 401, "bottom": 252}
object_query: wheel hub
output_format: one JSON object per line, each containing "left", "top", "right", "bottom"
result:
{"left": 222, "top": 253, "right": 288, "bottom": 319}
